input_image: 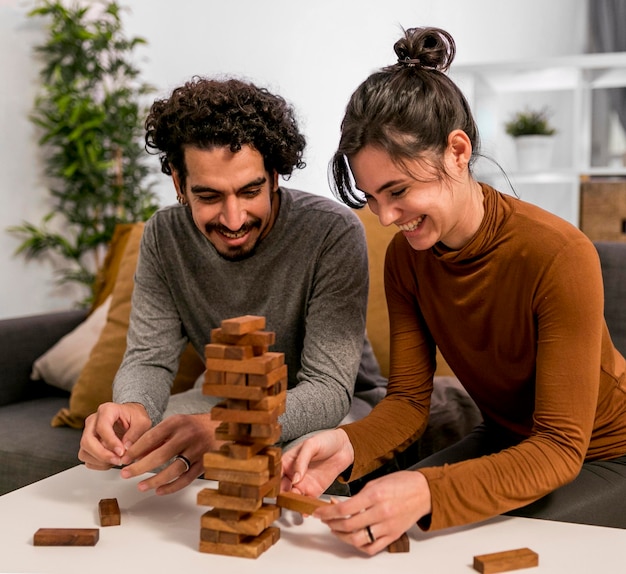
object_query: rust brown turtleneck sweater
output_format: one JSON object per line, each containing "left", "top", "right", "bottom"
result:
{"left": 342, "top": 183, "right": 626, "bottom": 531}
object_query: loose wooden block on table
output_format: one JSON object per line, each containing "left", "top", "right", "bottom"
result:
{"left": 387, "top": 532, "right": 410, "bottom": 553}
{"left": 98, "top": 497, "right": 121, "bottom": 526}
{"left": 473, "top": 547, "right": 539, "bottom": 573}
{"left": 33, "top": 528, "right": 99, "bottom": 546}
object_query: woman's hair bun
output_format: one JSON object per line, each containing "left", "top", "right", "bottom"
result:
{"left": 393, "top": 27, "right": 456, "bottom": 72}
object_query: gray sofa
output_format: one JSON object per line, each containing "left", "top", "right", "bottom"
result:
{"left": 1, "top": 242, "right": 624, "bottom": 496}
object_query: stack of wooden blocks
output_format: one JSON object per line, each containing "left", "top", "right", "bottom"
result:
{"left": 197, "top": 315, "right": 287, "bottom": 559}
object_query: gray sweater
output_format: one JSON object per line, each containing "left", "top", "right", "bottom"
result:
{"left": 113, "top": 187, "right": 384, "bottom": 441}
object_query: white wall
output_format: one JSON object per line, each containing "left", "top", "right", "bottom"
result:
{"left": 0, "top": 0, "right": 587, "bottom": 318}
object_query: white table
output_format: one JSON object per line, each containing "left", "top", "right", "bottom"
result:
{"left": 1, "top": 465, "right": 624, "bottom": 573}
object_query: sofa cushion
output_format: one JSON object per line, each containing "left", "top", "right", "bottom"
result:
{"left": 30, "top": 296, "right": 112, "bottom": 392}
{"left": 595, "top": 242, "right": 626, "bottom": 357}
{"left": 51, "top": 223, "right": 205, "bottom": 429}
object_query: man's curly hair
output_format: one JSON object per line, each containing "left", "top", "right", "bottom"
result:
{"left": 145, "top": 76, "right": 306, "bottom": 188}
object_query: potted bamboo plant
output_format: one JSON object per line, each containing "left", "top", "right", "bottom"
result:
{"left": 504, "top": 107, "right": 557, "bottom": 172}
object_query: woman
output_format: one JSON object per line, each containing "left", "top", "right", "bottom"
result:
{"left": 281, "top": 26, "right": 626, "bottom": 555}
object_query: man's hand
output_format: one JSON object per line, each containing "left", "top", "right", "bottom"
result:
{"left": 79, "top": 402, "right": 151, "bottom": 470}
{"left": 119, "top": 413, "right": 223, "bottom": 495}
{"left": 281, "top": 428, "right": 355, "bottom": 497}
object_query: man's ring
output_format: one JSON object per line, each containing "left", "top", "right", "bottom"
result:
{"left": 174, "top": 454, "right": 191, "bottom": 473}
{"left": 366, "top": 525, "right": 376, "bottom": 544}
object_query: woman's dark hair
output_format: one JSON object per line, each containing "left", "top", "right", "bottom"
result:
{"left": 331, "top": 27, "right": 480, "bottom": 208}
{"left": 145, "top": 76, "right": 306, "bottom": 188}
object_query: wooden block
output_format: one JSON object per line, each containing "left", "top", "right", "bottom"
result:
{"left": 202, "top": 466, "right": 270, "bottom": 486}
{"left": 250, "top": 423, "right": 281, "bottom": 440}
{"left": 202, "top": 382, "right": 266, "bottom": 401}
{"left": 225, "top": 441, "right": 267, "bottom": 460}
{"left": 249, "top": 390, "right": 286, "bottom": 412}
{"left": 473, "top": 548, "right": 539, "bottom": 574}
{"left": 197, "top": 487, "right": 263, "bottom": 512}
{"left": 211, "top": 328, "right": 276, "bottom": 347}
{"left": 216, "top": 474, "right": 281, "bottom": 500}
{"left": 199, "top": 526, "right": 280, "bottom": 559}
{"left": 276, "top": 492, "right": 331, "bottom": 514}
{"left": 201, "top": 505, "right": 280, "bottom": 536}
{"left": 215, "top": 422, "right": 280, "bottom": 446}
{"left": 206, "top": 352, "right": 284, "bottom": 375}
{"left": 225, "top": 371, "right": 246, "bottom": 385}
{"left": 221, "top": 315, "right": 266, "bottom": 335}
{"left": 211, "top": 402, "right": 281, "bottom": 425}
{"left": 387, "top": 532, "right": 410, "bottom": 553}
{"left": 203, "top": 450, "right": 269, "bottom": 472}
{"left": 205, "top": 344, "right": 228, "bottom": 358}
{"left": 200, "top": 528, "right": 243, "bottom": 544}
{"left": 224, "top": 345, "right": 254, "bottom": 359}
{"left": 205, "top": 370, "right": 225, "bottom": 384}
{"left": 33, "top": 528, "right": 99, "bottom": 546}
{"left": 98, "top": 498, "right": 120, "bottom": 526}
{"left": 248, "top": 364, "right": 287, "bottom": 388}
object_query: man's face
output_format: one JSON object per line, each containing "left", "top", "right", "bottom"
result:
{"left": 173, "top": 145, "right": 279, "bottom": 261}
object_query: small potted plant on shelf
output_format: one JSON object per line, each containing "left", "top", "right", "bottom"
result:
{"left": 504, "top": 107, "right": 557, "bottom": 172}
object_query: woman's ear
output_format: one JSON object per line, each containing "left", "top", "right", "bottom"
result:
{"left": 446, "top": 129, "right": 473, "bottom": 172}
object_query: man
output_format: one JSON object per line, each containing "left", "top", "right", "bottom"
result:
{"left": 78, "top": 77, "right": 386, "bottom": 495}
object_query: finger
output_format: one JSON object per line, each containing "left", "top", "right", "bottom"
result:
{"left": 79, "top": 415, "right": 123, "bottom": 467}
{"left": 154, "top": 461, "right": 203, "bottom": 495}
{"left": 331, "top": 525, "right": 390, "bottom": 556}
{"left": 135, "top": 458, "right": 201, "bottom": 494}
{"left": 121, "top": 427, "right": 180, "bottom": 470}
{"left": 285, "top": 439, "right": 320, "bottom": 486}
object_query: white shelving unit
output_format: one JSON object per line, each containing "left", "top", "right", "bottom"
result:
{"left": 451, "top": 52, "right": 626, "bottom": 227}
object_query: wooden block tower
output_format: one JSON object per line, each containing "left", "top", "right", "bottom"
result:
{"left": 198, "top": 315, "right": 287, "bottom": 559}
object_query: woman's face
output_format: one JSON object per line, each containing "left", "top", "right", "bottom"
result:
{"left": 348, "top": 142, "right": 478, "bottom": 251}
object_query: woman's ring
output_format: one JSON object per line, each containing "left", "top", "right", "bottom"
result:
{"left": 365, "top": 525, "right": 376, "bottom": 544}
{"left": 174, "top": 454, "right": 191, "bottom": 473}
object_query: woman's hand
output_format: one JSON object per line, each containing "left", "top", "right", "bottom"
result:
{"left": 313, "top": 470, "right": 432, "bottom": 555}
{"left": 281, "top": 429, "right": 355, "bottom": 497}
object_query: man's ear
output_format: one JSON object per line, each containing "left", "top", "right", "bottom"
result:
{"left": 172, "top": 169, "right": 185, "bottom": 199}
{"left": 271, "top": 170, "right": 279, "bottom": 192}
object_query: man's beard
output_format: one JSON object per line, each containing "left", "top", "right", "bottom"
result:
{"left": 207, "top": 220, "right": 261, "bottom": 261}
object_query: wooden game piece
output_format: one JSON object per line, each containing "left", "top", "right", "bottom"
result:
{"left": 205, "top": 344, "right": 228, "bottom": 358}
{"left": 211, "top": 402, "right": 282, "bottom": 424}
{"left": 203, "top": 450, "right": 269, "bottom": 472}
{"left": 201, "top": 505, "right": 280, "bottom": 536}
{"left": 220, "top": 315, "right": 266, "bottom": 335}
{"left": 33, "top": 528, "right": 99, "bottom": 546}
{"left": 199, "top": 526, "right": 280, "bottom": 559}
{"left": 249, "top": 390, "right": 287, "bottom": 411}
{"left": 218, "top": 475, "right": 281, "bottom": 500}
{"left": 210, "top": 328, "right": 276, "bottom": 347}
{"left": 206, "top": 352, "right": 284, "bottom": 375}
{"left": 249, "top": 423, "right": 281, "bottom": 439}
{"left": 215, "top": 422, "right": 280, "bottom": 446}
{"left": 203, "top": 466, "right": 270, "bottom": 486}
{"left": 473, "top": 547, "right": 539, "bottom": 574}
{"left": 387, "top": 532, "right": 410, "bottom": 553}
{"left": 225, "top": 371, "right": 246, "bottom": 385}
{"left": 225, "top": 441, "right": 267, "bottom": 460}
{"left": 247, "top": 364, "right": 287, "bottom": 388}
{"left": 203, "top": 382, "right": 266, "bottom": 401}
{"left": 205, "top": 369, "right": 225, "bottom": 384}
{"left": 197, "top": 487, "right": 263, "bottom": 512}
{"left": 276, "top": 492, "right": 331, "bottom": 514}
{"left": 225, "top": 345, "right": 254, "bottom": 359}
{"left": 98, "top": 498, "right": 121, "bottom": 526}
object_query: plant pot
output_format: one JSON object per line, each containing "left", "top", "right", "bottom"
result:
{"left": 514, "top": 135, "right": 555, "bottom": 172}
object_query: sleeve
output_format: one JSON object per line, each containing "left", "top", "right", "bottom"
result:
{"left": 420, "top": 238, "right": 605, "bottom": 530}
{"left": 342, "top": 236, "right": 435, "bottom": 478}
{"left": 278, "top": 213, "right": 369, "bottom": 442}
{"left": 112, "top": 219, "right": 188, "bottom": 425}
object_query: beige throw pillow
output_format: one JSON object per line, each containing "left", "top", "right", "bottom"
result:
{"left": 31, "top": 296, "right": 112, "bottom": 392}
